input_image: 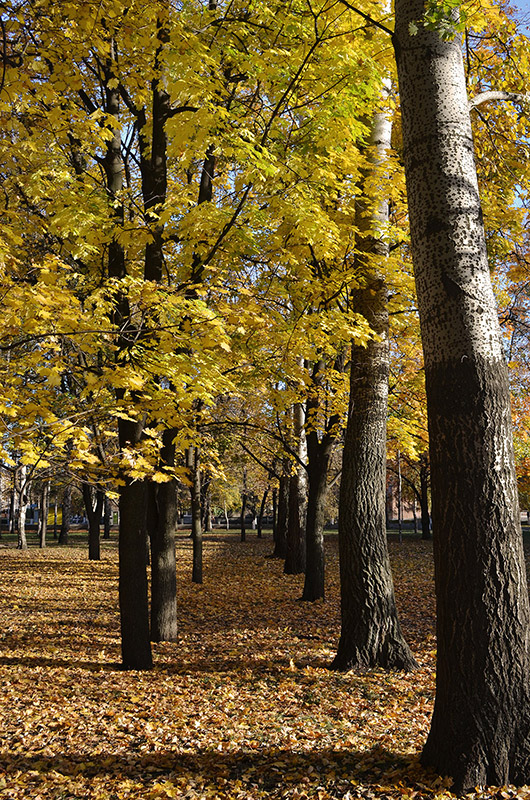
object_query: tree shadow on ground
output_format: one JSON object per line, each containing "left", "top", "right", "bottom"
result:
{"left": 0, "top": 744, "right": 435, "bottom": 796}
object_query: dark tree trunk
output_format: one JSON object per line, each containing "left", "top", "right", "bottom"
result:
{"left": 332, "top": 288, "right": 416, "bottom": 670}
{"left": 149, "top": 431, "right": 178, "bottom": 642}
{"left": 257, "top": 487, "right": 269, "bottom": 539}
{"left": 394, "top": 0, "right": 530, "bottom": 787}
{"left": 272, "top": 486, "right": 278, "bottom": 541}
{"left": 102, "top": 58, "right": 152, "bottom": 670}
{"left": 103, "top": 495, "right": 112, "bottom": 540}
{"left": 118, "top": 425, "right": 152, "bottom": 670}
{"left": 149, "top": 429, "right": 178, "bottom": 641}
{"left": 201, "top": 473, "right": 212, "bottom": 532}
{"left": 82, "top": 483, "right": 104, "bottom": 561}
{"left": 59, "top": 483, "right": 72, "bottom": 545}
{"left": 38, "top": 481, "right": 50, "bottom": 548}
{"left": 302, "top": 449, "right": 328, "bottom": 601}
{"left": 419, "top": 454, "right": 431, "bottom": 539}
{"left": 190, "top": 446, "right": 202, "bottom": 584}
{"left": 272, "top": 473, "right": 288, "bottom": 558}
{"left": 53, "top": 495, "right": 58, "bottom": 540}
{"left": 240, "top": 492, "right": 247, "bottom": 542}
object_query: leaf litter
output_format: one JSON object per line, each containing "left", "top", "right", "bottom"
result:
{"left": 0, "top": 534, "right": 526, "bottom": 800}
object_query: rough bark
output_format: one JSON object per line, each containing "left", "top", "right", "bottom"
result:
{"left": 332, "top": 286, "right": 416, "bottom": 670}
{"left": 302, "top": 359, "right": 343, "bottom": 602}
{"left": 302, "top": 445, "right": 329, "bottom": 601}
{"left": 149, "top": 431, "right": 178, "bottom": 641}
{"left": 394, "top": 0, "right": 530, "bottom": 787}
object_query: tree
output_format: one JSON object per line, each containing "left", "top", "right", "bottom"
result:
{"left": 332, "top": 83, "right": 416, "bottom": 670}
{"left": 394, "top": 0, "right": 530, "bottom": 789}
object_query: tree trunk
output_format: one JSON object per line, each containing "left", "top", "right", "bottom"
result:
{"left": 82, "top": 483, "right": 103, "bottom": 561}
{"left": 53, "top": 495, "right": 58, "bottom": 539}
{"left": 272, "top": 486, "right": 278, "bottom": 541}
{"left": 103, "top": 495, "right": 112, "bottom": 540}
{"left": 118, "top": 431, "right": 152, "bottom": 669}
{"left": 257, "top": 486, "right": 269, "bottom": 539}
{"left": 272, "top": 472, "right": 289, "bottom": 558}
{"left": 394, "top": 1, "right": 530, "bottom": 788}
{"left": 240, "top": 492, "right": 247, "bottom": 542}
{"left": 333, "top": 93, "right": 416, "bottom": 667}
{"left": 16, "top": 466, "right": 28, "bottom": 551}
{"left": 38, "top": 481, "right": 50, "bottom": 548}
{"left": 149, "top": 431, "right": 178, "bottom": 641}
{"left": 419, "top": 453, "right": 431, "bottom": 540}
{"left": 301, "top": 448, "right": 329, "bottom": 601}
{"left": 59, "top": 483, "right": 71, "bottom": 545}
{"left": 285, "top": 402, "right": 307, "bottom": 575}
{"left": 190, "top": 446, "right": 203, "bottom": 584}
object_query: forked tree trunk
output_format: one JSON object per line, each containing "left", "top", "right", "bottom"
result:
{"left": 394, "top": 0, "right": 530, "bottom": 788}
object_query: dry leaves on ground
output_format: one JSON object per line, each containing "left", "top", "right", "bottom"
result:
{"left": 0, "top": 533, "right": 526, "bottom": 800}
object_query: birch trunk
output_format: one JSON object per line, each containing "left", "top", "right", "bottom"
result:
{"left": 394, "top": 0, "right": 530, "bottom": 787}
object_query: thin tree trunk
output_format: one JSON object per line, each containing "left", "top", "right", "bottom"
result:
{"left": 82, "top": 483, "right": 103, "bottom": 561}
{"left": 272, "top": 486, "right": 278, "bottom": 540}
{"left": 285, "top": 402, "right": 307, "bottom": 574}
{"left": 272, "top": 472, "right": 289, "bottom": 558}
{"left": 257, "top": 486, "right": 269, "bottom": 539}
{"left": 103, "top": 495, "right": 112, "bottom": 540}
{"left": 190, "top": 446, "right": 202, "bottom": 584}
{"left": 59, "top": 483, "right": 71, "bottom": 545}
{"left": 394, "top": 1, "right": 530, "bottom": 787}
{"left": 16, "top": 466, "right": 28, "bottom": 551}
{"left": 419, "top": 454, "right": 431, "bottom": 540}
{"left": 39, "top": 481, "right": 50, "bottom": 548}
{"left": 240, "top": 492, "right": 247, "bottom": 542}
{"left": 53, "top": 495, "right": 58, "bottom": 540}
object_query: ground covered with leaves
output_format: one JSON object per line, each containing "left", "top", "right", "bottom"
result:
{"left": 0, "top": 533, "right": 528, "bottom": 800}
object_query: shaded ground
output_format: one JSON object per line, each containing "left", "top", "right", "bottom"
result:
{"left": 0, "top": 534, "right": 525, "bottom": 799}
